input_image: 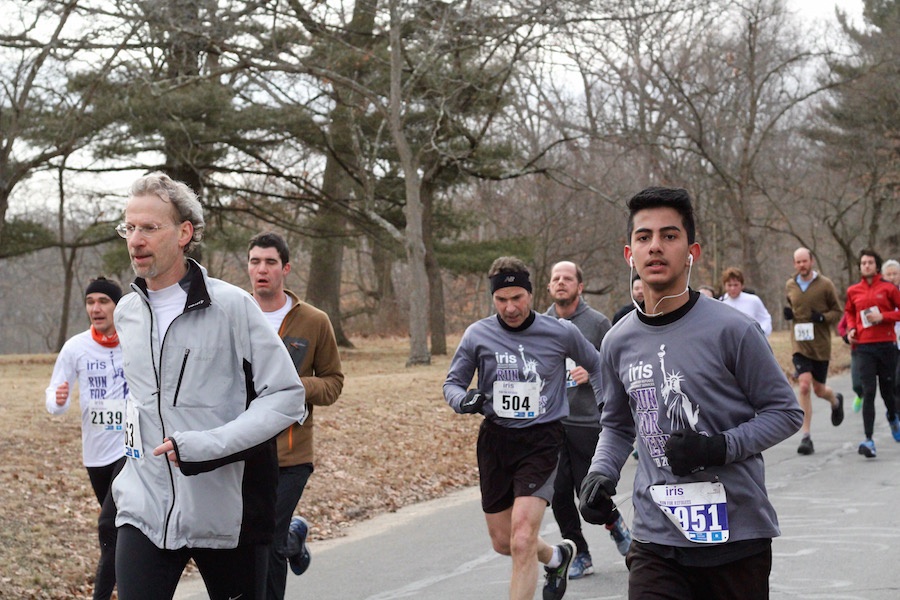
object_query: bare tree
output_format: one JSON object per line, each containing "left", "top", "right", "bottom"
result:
{"left": 805, "top": 0, "right": 900, "bottom": 280}
{"left": 0, "top": 0, "right": 131, "bottom": 253}
{"left": 571, "top": 0, "right": 832, "bottom": 309}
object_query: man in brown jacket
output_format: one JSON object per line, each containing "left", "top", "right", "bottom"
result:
{"left": 248, "top": 231, "right": 344, "bottom": 600}
{"left": 784, "top": 247, "right": 844, "bottom": 455}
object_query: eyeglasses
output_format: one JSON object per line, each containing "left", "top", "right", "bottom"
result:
{"left": 115, "top": 223, "right": 175, "bottom": 239}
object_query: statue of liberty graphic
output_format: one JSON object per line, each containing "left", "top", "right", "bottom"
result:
{"left": 518, "top": 344, "right": 544, "bottom": 389}
{"left": 658, "top": 344, "right": 699, "bottom": 431}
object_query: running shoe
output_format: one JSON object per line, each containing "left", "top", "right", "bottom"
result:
{"left": 889, "top": 414, "right": 900, "bottom": 442}
{"left": 858, "top": 439, "right": 876, "bottom": 459}
{"left": 543, "top": 539, "right": 575, "bottom": 600}
{"left": 606, "top": 514, "right": 633, "bottom": 556}
{"left": 853, "top": 396, "right": 862, "bottom": 413}
{"left": 831, "top": 393, "right": 844, "bottom": 426}
{"left": 286, "top": 516, "right": 311, "bottom": 576}
{"left": 797, "top": 436, "right": 814, "bottom": 455}
{"left": 568, "top": 552, "right": 594, "bottom": 579}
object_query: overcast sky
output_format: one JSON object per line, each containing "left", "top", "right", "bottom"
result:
{"left": 790, "top": 0, "right": 863, "bottom": 21}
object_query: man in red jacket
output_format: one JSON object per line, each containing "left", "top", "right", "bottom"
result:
{"left": 844, "top": 248, "right": 900, "bottom": 458}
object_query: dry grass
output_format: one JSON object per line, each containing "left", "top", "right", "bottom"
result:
{"left": 0, "top": 330, "right": 844, "bottom": 598}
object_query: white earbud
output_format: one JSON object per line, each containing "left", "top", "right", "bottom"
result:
{"left": 629, "top": 256, "right": 634, "bottom": 267}
{"left": 688, "top": 255, "right": 693, "bottom": 266}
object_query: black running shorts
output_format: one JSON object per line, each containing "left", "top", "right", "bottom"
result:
{"left": 792, "top": 352, "right": 829, "bottom": 384}
{"left": 476, "top": 419, "right": 564, "bottom": 514}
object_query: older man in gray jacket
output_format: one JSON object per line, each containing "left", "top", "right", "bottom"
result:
{"left": 112, "top": 172, "right": 307, "bottom": 600}
{"left": 545, "top": 261, "right": 631, "bottom": 581}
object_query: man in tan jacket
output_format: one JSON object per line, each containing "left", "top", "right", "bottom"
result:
{"left": 784, "top": 247, "right": 844, "bottom": 455}
{"left": 248, "top": 231, "right": 344, "bottom": 600}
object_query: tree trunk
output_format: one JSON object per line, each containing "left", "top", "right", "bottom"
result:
{"left": 304, "top": 93, "right": 358, "bottom": 349}
{"left": 0, "top": 188, "right": 7, "bottom": 252}
{"left": 307, "top": 162, "right": 354, "bottom": 347}
{"left": 426, "top": 253, "right": 446, "bottom": 355}
{"left": 389, "top": 0, "right": 429, "bottom": 366}
{"left": 300, "top": 0, "right": 377, "bottom": 349}
{"left": 371, "top": 234, "right": 401, "bottom": 332}
{"left": 728, "top": 186, "right": 769, "bottom": 311}
{"left": 402, "top": 183, "right": 431, "bottom": 366}
{"left": 422, "top": 184, "right": 446, "bottom": 355}
{"left": 55, "top": 161, "right": 75, "bottom": 352}
{"left": 56, "top": 246, "right": 77, "bottom": 352}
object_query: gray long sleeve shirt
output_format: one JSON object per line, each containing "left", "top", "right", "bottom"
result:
{"left": 444, "top": 312, "right": 603, "bottom": 428}
{"left": 591, "top": 293, "right": 802, "bottom": 548}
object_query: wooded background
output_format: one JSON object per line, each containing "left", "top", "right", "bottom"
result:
{"left": 2, "top": 0, "right": 897, "bottom": 362}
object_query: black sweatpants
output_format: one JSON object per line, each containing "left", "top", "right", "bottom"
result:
{"left": 86, "top": 457, "right": 125, "bottom": 600}
{"left": 116, "top": 525, "right": 268, "bottom": 600}
{"left": 551, "top": 424, "right": 622, "bottom": 555}
{"left": 854, "top": 343, "right": 897, "bottom": 438}
{"left": 626, "top": 541, "right": 772, "bottom": 600}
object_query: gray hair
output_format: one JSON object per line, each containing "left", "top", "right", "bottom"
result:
{"left": 883, "top": 259, "right": 900, "bottom": 272}
{"left": 129, "top": 171, "right": 205, "bottom": 253}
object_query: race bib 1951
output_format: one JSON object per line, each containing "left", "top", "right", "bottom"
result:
{"left": 650, "top": 481, "right": 729, "bottom": 544}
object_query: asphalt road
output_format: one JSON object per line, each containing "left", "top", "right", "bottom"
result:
{"left": 175, "top": 372, "right": 900, "bottom": 599}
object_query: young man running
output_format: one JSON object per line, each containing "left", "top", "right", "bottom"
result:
{"left": 248, "top": 231, "right": 344, "bottom": 600}
{"left": 843, "top": 249, "right": 900, "bottom": 458}
{"left": 46, "top": 277, "right": 126, "bottom": 600}
{"left": 579, "top": 187, "right": 802, "bottom": 599}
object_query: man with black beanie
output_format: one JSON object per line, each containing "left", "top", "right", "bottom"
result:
{"left": 45, "top": 276, "right": 126, "bottom": 600}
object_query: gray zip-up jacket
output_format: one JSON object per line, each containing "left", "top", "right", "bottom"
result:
{"left": 112, "top": 260, "right": 307, "bottom": 550}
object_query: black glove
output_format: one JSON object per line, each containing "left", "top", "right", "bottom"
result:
{"left": 578, "top": 471, "right": 616, "bottom": 525}
{"left": 783, "top": 306, "right": 793, "bottom": 321}
{"left": 460, "top": 390, "right": 486, "bottom": 414}
{"left": 664, "top": 429, "right": 727, "bottom": 476}
{"left": 842, "top": 334, "right": 850, "bottom": 345}
{"left": 810, "top": 310, "right": 825, "bottom": 323}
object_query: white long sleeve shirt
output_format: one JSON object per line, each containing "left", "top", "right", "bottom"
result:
{"left": 45, "top": 330, "right": 127, "bottom": 467}
{"left": 721, "top": 292, "right": 772, "bottom": 336}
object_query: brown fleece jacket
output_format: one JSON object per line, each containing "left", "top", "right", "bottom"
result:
{"left": 276, "top": 290, "right": 344, "bottom": 466}
{"left": 785, "top": 273, "right": 842, "bottom": 362}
